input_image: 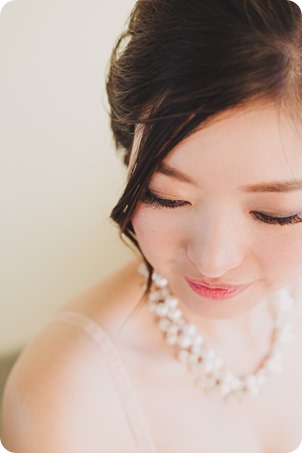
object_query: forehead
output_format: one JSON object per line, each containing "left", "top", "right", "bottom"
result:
{"left": 162, "top": 104, "right": 302, "bottom": 185}
{"left": 181, "top": 104, "right": 302, "bottom": 152}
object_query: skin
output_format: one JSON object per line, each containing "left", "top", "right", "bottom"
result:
{"left": 2, "top": 104, "right": 302, "bottom": 453}
{"left": 131, "top": 103, "right": 302, "bottom": 352}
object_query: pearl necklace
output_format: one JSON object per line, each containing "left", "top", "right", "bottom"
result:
{"left": 139, "top": 264, "right": 295, "bottom": 403}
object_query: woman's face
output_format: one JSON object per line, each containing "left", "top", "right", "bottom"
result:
{"left": 131, "top": 104, "right": 302, "bottom": 322}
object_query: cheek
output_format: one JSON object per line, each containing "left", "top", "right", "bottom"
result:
{"left": 257, "top": 230, "right": 302, "bottom": 281}
{"left": 131, "top": 206, "right": 185, "bottom": 256}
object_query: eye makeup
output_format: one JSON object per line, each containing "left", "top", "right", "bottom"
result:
{"left": 141, "top": 188, "right": 302, "bottom": 226}
{"left": 250, "top": 211, "right": 302, "bottom": 226}
{"left": 142, "top": 188, "right": 189, "bottom": 209}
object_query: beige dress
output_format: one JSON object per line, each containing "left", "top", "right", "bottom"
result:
{"left": 49, "top": 309, "right": 158, "bottom": 453}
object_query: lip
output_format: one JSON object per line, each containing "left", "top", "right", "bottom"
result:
{"left": 185, "top": 277, "right": 252, "bottom": 300}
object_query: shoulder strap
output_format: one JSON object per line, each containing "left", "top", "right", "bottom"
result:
{"left": 49, "top": 310, "right": 158, "bottom": 453}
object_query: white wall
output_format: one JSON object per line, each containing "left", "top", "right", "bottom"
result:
{"left": 0, "top": 0, "right": 137, "bottom": 355}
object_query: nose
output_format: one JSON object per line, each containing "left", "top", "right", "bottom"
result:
{"left": 186, "top": 208, "right": 246, "bottom": 279}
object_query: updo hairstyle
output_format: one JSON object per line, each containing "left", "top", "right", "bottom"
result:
{"left": 106, "top": 0, "right": 302, "bottom": 290}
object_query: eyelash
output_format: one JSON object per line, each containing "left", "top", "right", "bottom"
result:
{"left": 142, "top": 189, "right": 302, "bottom": 226}
{"left": 143, "top": 190, "right": 188, "bottom": 209}
{"left": 251, "top": 212, "right": 302, "bottom": 226}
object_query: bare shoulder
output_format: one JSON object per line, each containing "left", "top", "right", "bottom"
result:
{"left": 60, "top": 256, "right": 146, "bottom": 334}
{"left": 1, "top": 257, "right": 145, "bottom": 453}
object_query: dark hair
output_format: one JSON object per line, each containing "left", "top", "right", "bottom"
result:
{"left": 106, "top": 0, "right": 302, "bottom": 291}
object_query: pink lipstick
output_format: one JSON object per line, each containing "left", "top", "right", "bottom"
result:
{"left": 185, "top": 277, "right": 252, "bottom": 300}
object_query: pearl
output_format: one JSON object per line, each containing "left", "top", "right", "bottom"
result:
{"left": 165, "top": 296, "right": 178, "bottom": 308}
{"left": 183, "top": 325, "right": 197, "bottom": 337}
{"left": 166, "top": 333, "right": 178, "bottom": 345}
{"left": 143, "top": 265, "right": 295, "bottom": 403}
{"left": 158, "top": 318, "right": 170, "bottom": 332}
{"left": 178, "top": 334, "right": 193, "bottom": 349}
{"left": 168, "top": 308, "right": 182, "bottom": 321}
{"left": 155, "top": 303, "right": 169, "bottom": 317}
{"left": 178, "top": 349, "right": 190, "bottom": 363}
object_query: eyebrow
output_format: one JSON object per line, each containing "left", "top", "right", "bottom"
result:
{"left": 156, "top": 162, "right": 197, "bottom": 184}
{"left": 156, "top": 162, "right": 302, "bottom": 193}
{"left": 241, "top": 180, "right": 302, "bottom": 193}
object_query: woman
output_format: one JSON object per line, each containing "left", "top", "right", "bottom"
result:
{"left": 2, "top": 0, "right": 302, "bottom": 452}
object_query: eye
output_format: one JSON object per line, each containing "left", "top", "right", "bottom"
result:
{"left": 251, "top": 211, "right": 302, "bottom": 226}
{"left": 142, "top": 189, "right": 189, "bottom": 209}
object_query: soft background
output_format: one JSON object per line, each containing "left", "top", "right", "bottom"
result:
{"left": 0, "top": 0, "right": 136, "bottom": 423}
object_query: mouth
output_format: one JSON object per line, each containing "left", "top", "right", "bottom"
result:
{"left": 184, "top": 277, "right": 252, "bottom": 300}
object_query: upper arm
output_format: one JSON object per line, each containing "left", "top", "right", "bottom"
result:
{"left": 1, "top": 323, "right": 136, "bottom": 453}
{"left": 1, "top": 361, "right": 68, "bottom": 453}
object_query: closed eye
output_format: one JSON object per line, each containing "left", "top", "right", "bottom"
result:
{"left": 142, "top": 189, "right": 189, "bottom": 208}
{"left": 142, "top": 189, "right": 302, "bottom": 226}
{"left": 250, "top": 211, "right": 302, "bottom": 226}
